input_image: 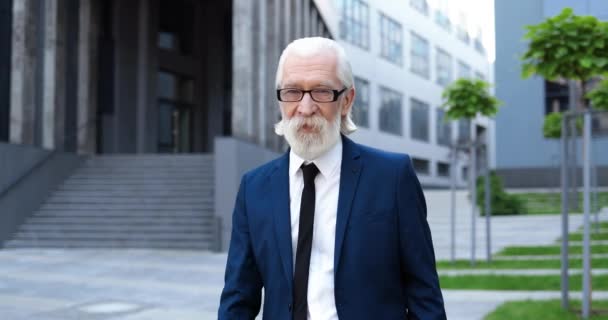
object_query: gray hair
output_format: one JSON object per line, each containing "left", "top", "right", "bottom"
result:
{"left": 274, "top": 37, "right": 357, "bottom": 135}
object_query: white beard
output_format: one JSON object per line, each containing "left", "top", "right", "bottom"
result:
{"left": 280, "top": 112, "right": 341, "bottom": 161}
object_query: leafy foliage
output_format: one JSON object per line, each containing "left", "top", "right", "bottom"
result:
{"left": 587, "top": 77, "right": 608, "bottom": 111}
{"left": 441, "top": 78, "right": 501, "bottom": 120}
{"left": 543, "top": 112, "right": 584, "bottom": 139}
{"left": 543, "top": 112, "right": 563, "bottom": 139}
{"left": 521, "top": 8, "right": 608, "bottom": 83}
{"left": 476, "top": 171, "right": 524, "bottom": 216}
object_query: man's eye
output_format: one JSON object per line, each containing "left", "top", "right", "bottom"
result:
{"left": 313, "top": 89, "right": 333, "bottom": 96}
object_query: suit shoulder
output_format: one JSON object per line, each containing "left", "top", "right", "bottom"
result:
{"left": 241, "top": 153, "right": 287, "bottom": 182}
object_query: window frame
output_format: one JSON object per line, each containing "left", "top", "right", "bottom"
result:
{"left": 379, "top": 13, "right": 403, "bottom": 66}
{"left": 378, "top": 85, "right": 403, "bottom": 135}
{"left": 410, "top": 31, "right": 430, "bottom": 79}
{"left": 339, "top": 0, "right": 370, "bottom": 50}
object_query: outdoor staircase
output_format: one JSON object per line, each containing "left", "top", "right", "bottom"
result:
{"left": 4, "top": 154, "right": 217, "bottom": 250}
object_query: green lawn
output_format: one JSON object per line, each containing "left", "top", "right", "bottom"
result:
{"left": 569, "top": 232, "right": 608, "bottom": 241}
{"left": 496, "top": 244, "right": 608, "bottom": 256}
{"left": 512, "top": 191, "right": 608, "bottom": 215}
{"left": 485, "top": 299, "right": 608, "bottom": 320}
{"left": 436, "top": 258, "right": 608, "bottom": 270}
{"left": 440, "top": 274, "right": 608, "bottom": 291}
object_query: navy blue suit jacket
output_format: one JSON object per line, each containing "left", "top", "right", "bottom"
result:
{"left": 219, "top": 136, "right": 446, "bottom": 319}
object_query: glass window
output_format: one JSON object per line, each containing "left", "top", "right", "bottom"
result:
{"left": 158, "top": 0, "right": 194, "bottom": 55}
{"left": 462, "top": 166, "right": 469, "bottom": 181}
{"left": 410, "top": 32, "right": 430, "bottom": 79}
{"left": 544, "top": 80, "right": 569, "bottom": 115}
{"left": 436, "top": 109, "right": 452, "bottom": 146}
{"left": 157, "top": 71, "right": 194, "bottom": 103}
{"left": 379, "top": 86, "right": 403, "bottom": 135}
{"left": 410, "top": 98, "right": 429, "bottom": 142}
{"left": 340, "top": 0, "right": 370, "bottom": 49}
{"left": 410, "top": 0, "right": 429, "bottom": 16}
{"left": 456, "top": 12, "right": 470, "bottom": 44}
{"left": 438, "top": 162, "right": 450, "bottom": 177}
{"left": 475, "top": 71, "right": 485, "bottom": 81}
{"left": 412, "top": 158, "right": 430, "bottom": 175}
{"left": 353, "top": 77, "right": 370, "bottom": 128}
{"left": 457, "top": 119, "right": 471, "bottom": 143}
{"left": 457, "top": 60, "right": 471, "bottom": 79}
{"left": 474, "top": 28, "right": 485, "bottom": 55}
{"left": 380, "top": 13, "right": 403, "bottom": 65}
{"left": 436, "top": 47, "right": 452, "bottom": 87}
{"left": 434, "top": 0, "right": 451, "bottom": 32}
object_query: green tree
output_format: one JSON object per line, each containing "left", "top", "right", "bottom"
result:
{"left": 522, "top": 7, "right": 608, "bottom": 106}
{"left": 521, "top": 7, "right": 608, "bottom": 136}
{"left": 587, "top": 77, "right": 608, "bottom": 111}
{"left": 441, "top": 78, "right": 501, "bottom": 121}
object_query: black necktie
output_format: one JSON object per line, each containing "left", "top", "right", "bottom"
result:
{"left": 293, "top": 163, "right": 319, "bottom": 320}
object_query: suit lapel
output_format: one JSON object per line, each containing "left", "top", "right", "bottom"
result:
{"left": 334, "top": 136, "right": 362, "bottom": 272}
{"left": 270, "top": 152, "right": 293, "bottom": 293}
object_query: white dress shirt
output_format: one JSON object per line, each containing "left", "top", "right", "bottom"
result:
{"left": 289, "top": 139, "right": 342, "bottom": 320}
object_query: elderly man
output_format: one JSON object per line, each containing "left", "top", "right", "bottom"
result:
{"left": 219, "top": 37, "right": 446, "bottom": 320}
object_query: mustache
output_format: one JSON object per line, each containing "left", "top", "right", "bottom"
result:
{"left": 286, "top": 115, "right": 327, "bottom": 132}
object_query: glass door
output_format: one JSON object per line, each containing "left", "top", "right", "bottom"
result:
{"left": 157, "top": 70, "right": 194, "bottom": 153}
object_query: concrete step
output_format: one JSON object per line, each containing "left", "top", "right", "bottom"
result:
{"left": 44, "top": 197, "right": 213, "bottom": 205}
{"left": 49, "top": 190, "right": 213, "bottom": 197}
{"left": 39, "top": 203, "right": 213, "bottom": 211}
{"left": 14, "top": 230, "right": 213, "bottom": 241}
{"left": 62, "top": 177, "right": 214, "bottom": 183}
{"left": 10, "top": 153, "right": 218, "bottom": 250}
{"left": 20, "top": 223, "right": 214, "bottom": 233}
{"left": 55, "top": 185, "right": 211, "bottom": 192}
{"left": 3, "top": 239, "right": 214, "bottom": 250}
{"left": 68, "top": 172, "right": 214, "bottom": 178}
{"left": 35, "top": 208, "right": 214, "bottom": 218}
{"left": 26, "top": 216, "right": 214, "bottom": 224}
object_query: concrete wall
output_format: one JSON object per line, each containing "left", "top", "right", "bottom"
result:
{"left": 214, "top": 137, "right": 280, "bottom": 251}
{"left": 0, "top": 142, "right": 84, "bottom": 247}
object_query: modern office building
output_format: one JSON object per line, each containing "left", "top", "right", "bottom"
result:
{"left": 494, "top": 0, "right": 608, "bottom": 187}
{"left": 317, "top": 0, "right": 495, "bottom": 188}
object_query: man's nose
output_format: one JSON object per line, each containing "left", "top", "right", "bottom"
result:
{"left": 297, "top": 92, "right": 317, "bottom": 116}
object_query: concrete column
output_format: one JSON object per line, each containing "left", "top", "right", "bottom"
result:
{"left": 135, "top": 0, "right": 149, "bottom": 153}
{"left": 42, "top": 0, "right": 67, "bottom": 151}
{"left": 284, "top": 0, "right": 291, "bottom": 44}
{"left": 294, "top": 0, "right": 302, "bottom": 39}
{"left": 231, "top": 0, "right": 254, "bottom": 141}
{"left": 265, "top": 0, "right": 280, "bottom": 150}
{"left": 77, "top": 0, "right": 98, "bottom": 154}
{"left": 0, "top": 0, "right": 12, "bottom": 142}
{"left": 257, "top": 0, "right": 267, "bottom": 147}
{"left": 310, "top": 7, "right": 318, "bottom": 37}
{"left": 303, "top": 0, "right": 310, "bottom": 37}
{"left": 10, "top": 0, "right": 38, "bottom": 145}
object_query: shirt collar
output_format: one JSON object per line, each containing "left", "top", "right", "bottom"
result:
{"left": 289, "top": 138, "right": 343, "bottom": 179}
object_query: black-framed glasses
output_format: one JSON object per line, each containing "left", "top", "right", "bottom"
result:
{"left": 276, "top": 87, "right": 348, "bottom": 102}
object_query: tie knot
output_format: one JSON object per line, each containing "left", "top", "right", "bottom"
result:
{"left": 301, "top": 163, "right": 319, "bottom": 185}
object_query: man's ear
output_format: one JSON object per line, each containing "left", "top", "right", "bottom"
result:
{"left": 341, "top": 87, "right": 356, "bottom": 116}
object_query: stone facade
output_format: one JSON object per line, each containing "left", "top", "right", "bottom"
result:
{"left": 4, "top": 0, "right": 332, "bottom": 155}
